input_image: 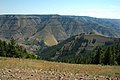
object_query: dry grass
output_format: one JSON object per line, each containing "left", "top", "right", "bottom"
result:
{"left": 0, "top": 57, "right": 120, "bottom": 77}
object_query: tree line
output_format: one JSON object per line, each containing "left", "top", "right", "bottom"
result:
{"left": 62, "top": 43, "right": 120, "bottom": 65}
{"left": 0, "top": 38, "right": 39, "bottom": 59}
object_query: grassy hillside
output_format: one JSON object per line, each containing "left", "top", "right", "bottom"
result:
{"left": 40, "top": 34, "right": 120, "bottom": 63}
{"left": 0, "top": 57, "right": 120, "bottom": 80}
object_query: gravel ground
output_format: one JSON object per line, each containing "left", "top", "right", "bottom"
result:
{"left": 0, "top": 68, "right": 120, "bottom": 80}
{"left": 0, "top": 57, "right": 120, "bottom": 80}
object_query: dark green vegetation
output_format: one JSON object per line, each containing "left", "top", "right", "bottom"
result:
{"left": 40, "top": 34, "right": 120, "bottom": 65}
{"left": 0, "top": 39, "right": 38, "bottom": 59}
{"left": 64, "top": 43, "right": 120, "bottom": 65}
{"left": 0, "top": 15, "right": 120, "bottom": 52}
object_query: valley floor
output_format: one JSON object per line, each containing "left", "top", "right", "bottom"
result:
{"left": 0, "top": 57, "right": 120, "bottom": 80}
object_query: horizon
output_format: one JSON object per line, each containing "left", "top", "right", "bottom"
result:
{"left": 0, "top": 14, "right": 120, "bottom": 20}
{"left": 0, "top": 0, "right": 120, "bottom": 19}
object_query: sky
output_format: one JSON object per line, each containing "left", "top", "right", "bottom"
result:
{"left": 0, "top": 0, "right": 120, "bottom": 19}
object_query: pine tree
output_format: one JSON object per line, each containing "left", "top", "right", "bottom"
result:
{"left": 110, "top": 46, "right": 116, "bottom": 65}
{"left": 2, "top": 41, "right": 7, "bottom": 56}
{"left": 94, "top": 48, "right": 101, "bottom": 64}
{"left": 9, "top": 38, "right": 17, "bottom": 57}
{"left": 103, "top": 47, "right": 112, "bottom": 65}
{"left": 116, "top": 53, "right": 120, "bottom": 65}
{"left": 0, "top": 42, "right": 4, "bottom": 56}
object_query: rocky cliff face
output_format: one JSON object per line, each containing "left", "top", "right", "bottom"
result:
{"left": 0, "top": 15, "right": 120, "bottom": 52}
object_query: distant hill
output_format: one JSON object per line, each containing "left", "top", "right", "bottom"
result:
{"left": 0, "top": 15, "right": 120, "bottom": 52}
{"left": 40, "top": 34, "right": 120, "bottom": 65}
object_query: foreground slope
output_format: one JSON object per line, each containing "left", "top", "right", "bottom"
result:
{"left": 0, "top": 15, "right": 120, "bottom": 52}
{"left": 0, "top": 57, "right": 120, "bottom": 80}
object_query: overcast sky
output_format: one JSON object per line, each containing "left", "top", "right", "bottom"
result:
{"left": 0, "top": 0, "right": 120, "bottom": 19}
